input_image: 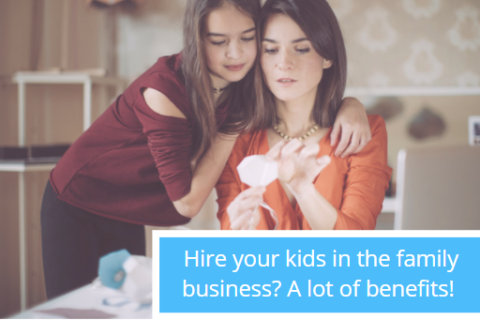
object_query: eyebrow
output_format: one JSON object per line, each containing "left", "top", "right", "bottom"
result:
{"left": 263, "top": 37, "right": 309, "bottom": 44}
{"left": 206, "top": 27, "right": 256, "bottom": 37}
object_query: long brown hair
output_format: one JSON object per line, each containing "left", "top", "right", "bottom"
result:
{"left": 182, "top": 0, "right": 261, "bottom": 160}
{"left": 252, "top": 0, "right": 348, "bottom": 129}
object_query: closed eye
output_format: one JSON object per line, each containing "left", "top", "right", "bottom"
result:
{"left": 211, "top": 40, "right": 226, "bottom": 46}
{"left": 241, "top": 36, "right": 255, "bottom": 42}
{"left": 264, "top": 48, "right": 278, "bottom": 54}
{"left": 296, "top": 48, "right": 310, "bottom": 54}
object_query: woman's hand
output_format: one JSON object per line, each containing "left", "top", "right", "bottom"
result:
{"left": 331, "top": 97, "right": 371, "bottom": 158}
{"left": 226, "top": 186, "right": 266, "bottom": 230}
{"left": 266, "top": 140, "right": 331, "bottom": 195}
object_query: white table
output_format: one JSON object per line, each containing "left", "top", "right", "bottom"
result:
{"left": 10, "top": 283, "right": 151, "bottom": 319}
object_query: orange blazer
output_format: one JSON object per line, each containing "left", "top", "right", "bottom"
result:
{"left": 216, "top": 115, "right": 392, "bottom": 230}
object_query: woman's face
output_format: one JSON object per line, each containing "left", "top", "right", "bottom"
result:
{"left": 261, "top": 14, "right": 332, "bottom": 103}
{"left": 204, "top": 3, "right": 257, "bottom": 86}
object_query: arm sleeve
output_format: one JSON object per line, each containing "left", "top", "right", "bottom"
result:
{"left": 215, "top": 160, "right": 242, "bottom": 230}
{"left": 334, "top": 115, "right": 393, "bottom": 230}
{"left": 133, "top": 71, "right": 194, "bottom": 202}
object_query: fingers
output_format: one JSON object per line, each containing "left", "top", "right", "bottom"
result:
{"left": 296, "top": 145, "right": 328, "bottom": 177}
{"left": 364, "top": 130, "right": 372, "bottom": 144}
{"left": 340, "top": 131, "right": 360, "bottom": 158}
{"left": 236, "top": 195, "right": 262, "bottom": 214}
{"left": 275, "top": 140, "right": 304, "bottom": 183}
{"left": 227, "top": 187, "right": 265, "bottom": 230}
{"left": 231, "top": 209, "right": 253, "bottom": 230}
{"left": 280, "top": 139, "right": 304, "bottom": 160}
{"left": 330, "top": 122, "right": 340, "bottom": 147}
{"left": 335, "top": 125, "right": 373, "bottom": 157}
{"left": 267, "top": 139, "right": 308, "bottom": 162}
{"left": 265, "top": 140, "right": 286, "bottom": 161}
{"left": 353, "top": 134, "right": 368, "bottom": 154}
{"left": 237, "top": 186, "right": 266, "bottom": 201}
{"left": 317, "top": 155, "right": 331, "bottom": 172}
{"left": 354, "top": 131, "right": 372, "bottom": 154}
{"left": 235, "top": 188, "right": 264, "bottom": 216}
{"left": 231, "top": 206, "right": 262, "bottom": 230}
{"left": 339, "top": 127, "right": 372, "bottom": 156}
{"left": 334, "top": 126, "right": 353, "bottom": 157}
{"left": 248, "top": 207, "right": 261, "bottom": 230}
{"left": 298, "top": 143, "right": 320, "bottom": 161}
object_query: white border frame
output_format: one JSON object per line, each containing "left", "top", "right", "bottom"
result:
{"left": 153, "top": 230, "right": 480, "bottom": 320}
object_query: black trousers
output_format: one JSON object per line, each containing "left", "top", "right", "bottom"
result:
{"left": 40, "top": 180, "right": 145, "bottom": 300}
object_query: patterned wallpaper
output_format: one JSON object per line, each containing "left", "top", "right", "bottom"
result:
{"left": 328, "top": 0, "right": 480, "bottom": 88}
{"left": 117, "top": 0, "right": 480, "bottom": 89}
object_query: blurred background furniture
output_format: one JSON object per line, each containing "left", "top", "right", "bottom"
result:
{"left": 0, "top": 72, "right": 125, "bottom": 312}
{"left": 394, "top": 146, "right": 480, "bottom": 230}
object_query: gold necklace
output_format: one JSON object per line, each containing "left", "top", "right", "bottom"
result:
{"left": 273, "top": 124, "right": 319, "bottom": 141}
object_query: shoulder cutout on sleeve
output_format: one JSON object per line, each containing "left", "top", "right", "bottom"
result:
{"left": 142, "top": 87, "right": 187, "bottom": 119}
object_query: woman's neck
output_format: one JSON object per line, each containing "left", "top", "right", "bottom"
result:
{"left": 274, "top": 94, "right": 317, "bottom": 137}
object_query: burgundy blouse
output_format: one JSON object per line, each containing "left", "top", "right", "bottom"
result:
{"left": 50, "top": 53, "right": 230, "bottom": 226}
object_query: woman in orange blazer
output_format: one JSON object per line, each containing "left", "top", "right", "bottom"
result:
{"left": 216, "top": 0, "right": 392, "bottom": 230}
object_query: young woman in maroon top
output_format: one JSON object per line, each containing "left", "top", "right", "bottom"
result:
{"left": 41, "top": 0, "right": 372, "bottom": 299}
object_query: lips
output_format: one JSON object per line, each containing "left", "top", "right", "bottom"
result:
{"left": 276, "top": 78, "right": 297, "bottom": 86}
{"left": 225, "top": 64, "right": 245, "bottom": 72}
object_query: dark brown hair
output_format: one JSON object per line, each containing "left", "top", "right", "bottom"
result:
{"left": 182, "top": 0, "right": 261, "bottom": 160}
{"left": 252, "top": 0, "right": 347, "bottom": 129}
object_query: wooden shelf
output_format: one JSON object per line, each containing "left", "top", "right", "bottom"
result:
{"left": 1, "top": 72, "right": 127, "bottom": 145}
{"left": 0, "top": 162, "right": 56, "bottom": 172}
{"left": 0, "top": 71, "right": 127, "bottom": 311}
{"left": 13, "top": 72, "right": 126, "bottom": 86}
